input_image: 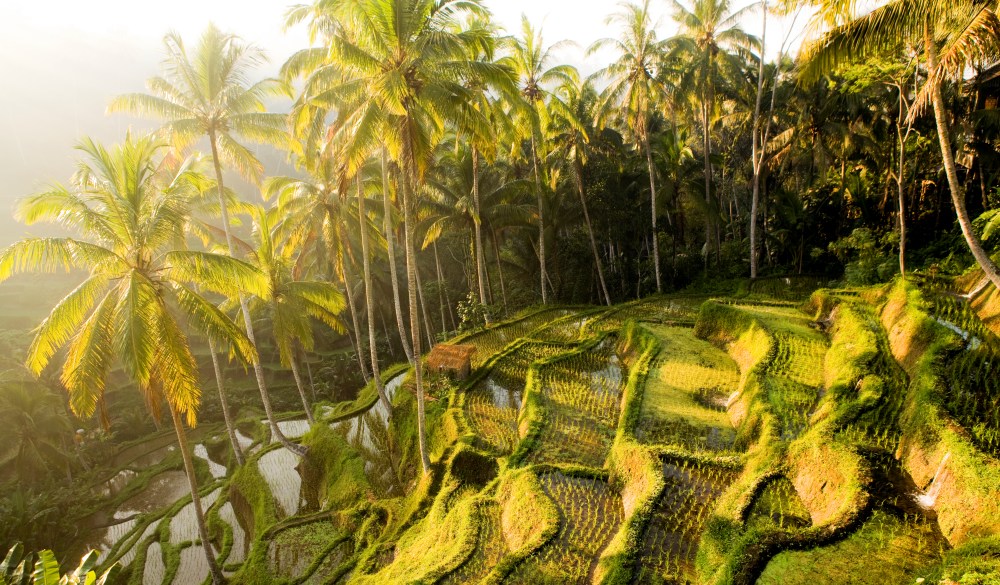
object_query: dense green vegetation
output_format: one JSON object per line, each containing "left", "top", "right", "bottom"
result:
{"left": 4, "top": 0, "right": 1000, "bottom": 582}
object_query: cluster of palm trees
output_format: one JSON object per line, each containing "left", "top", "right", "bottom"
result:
{"left": 4, "top": 0, "right": 1000, "bottom": 581}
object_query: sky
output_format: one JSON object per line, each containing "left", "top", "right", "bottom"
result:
{"left": 0, "top": 0, "right": 808, "bottom": 244}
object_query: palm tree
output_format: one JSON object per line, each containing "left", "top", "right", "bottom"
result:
{"left": 355, "top": 168, "right": 395, "bottom": 415}
{"left": 107, "top": 24, "right": 306, "bottom": 456}
{"left": 591, "top": 0, "right": 669, "bottom": 292}
{"left": 0, "top": 135, "right": 264, "bottom": 585}
{"left": 289, "top": 0, "right": 498, "bottom": 473}
{"left": 553, "top": 81, "right": 612, "bottom": 305}
{"left": 456, "top": 16, "right": 518, "bottom": 318}
{"left": 0, "top": 374, "right": 73, "bottom": 485}
{"left": 241, "top": 205, "right": 348, "bottom": 425}
{"left": 669, "top": 0, "right": 756, "bottom": 267}
{"left": 506, "top": 16, "right": 580, "bottom": 304}
{"left": 801, "top": 0, "right": 1000, "bottom": 290}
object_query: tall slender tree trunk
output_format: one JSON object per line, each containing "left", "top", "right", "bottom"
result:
{"left": 305, "top": 355, "right": 317, "bottom": 402}
{"left": 432, "top": 241, "right": 449, "bottom": 337}
{"left": 491, "top": 230, "right": 509, "bottom": 311}
{"left": 170, "top": 405, "right": 225, "bottom": 585}
{"left": 433, "top": 241, "right": 457, "bottom": 331}
{"left": 208, "top": 338, "right": 244, "bottom": 467}
{"left": 207, "top": 130, "right": 304, "bottom": 457}
{"left": 401, "top": 147, "right": 430, "bottom": 474}
{"left": 531, "top": 134, "right": 548, "bottom": 304}
{"left": 574, "top": 168, "right": 612, "bottom": 305}
{"left": 288, "top": 356, "right": 315, "bottom": 425}
{"left": 357, "top": 176, "right": 392, "bottom": 413}
{"left": 925, "top": 22, "right": 1000, "bottom": 290}
{"left": 340, "top": 259, "right": 371, "bottom": 383}
{"left": 415, "top": 259, "right": 435, "bottom": 347}
{"left": 643, "top": 122, "right": 664, "bottom": 294}
{"left": 382, "top": 151, "right": 414, "bottom": 363}
{"left": 897, "top": 109, "right": 909, "bottom": 277}
{"left": 703, "top": 99, "right": 713, "bottom": 272}
{"left": 472, "top": 147, "right": 490, "bottom": 322}
{"left": 750, "top": 1, "right": 767, "bottom": 280}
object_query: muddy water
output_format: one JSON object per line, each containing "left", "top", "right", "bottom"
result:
{"left": 194, "top": 444, "right": 227, "bottom": 479}
{"left": 143, "top": 542, "right": 164, "bottom": 585}
{"left": 82, "top": 470, "right": 190, "bottom": 563}
{"left": 117, "top": 520, "right": 159, "bottom": 568}
{"left": 258, "top": 448, "right": 302, "bottom": 518}
{"left": 169, "top": 489, "right": 221, "bottom": 544}
{"left": 219, "top": 502, "right": 248, "bottom": 565}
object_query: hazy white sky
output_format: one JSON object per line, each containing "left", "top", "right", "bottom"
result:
{"left": 0, "top": 0, "right": 807, "bottom": 242}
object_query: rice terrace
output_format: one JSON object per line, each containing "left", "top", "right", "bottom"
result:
{"left": 3, "top": 0, "right": 1000, "bottom": 584}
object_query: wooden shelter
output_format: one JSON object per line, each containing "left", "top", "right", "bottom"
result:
{"left": 426, "top": 344, "right": 476, "bottom": 379}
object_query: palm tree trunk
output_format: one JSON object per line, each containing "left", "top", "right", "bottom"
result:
{"left": 401, "top": 151, "right": 430, "bottom": 474}
{"left": 703, "top": 99, "right": 713, "bottom": 272}
{"left": 575, "top": 168, "right": 612, "bottom": 305}
{"left": 491, "top": 230, "right": 509, "bottom": 311}
{"left": 382, "top": 150, "right": 415, "bottom": 363}
{"left": 169, "top": 405, "right": 225, "bottom": 585}
{"left": 472, "top": 147, "right": 490, "bottom": 321}
{"left": 643, "top": 124, "right": 663, "bottom": 294}
{"left": 358, "top": 175, "right": 392, "bottom": 413}
{"left": 288, "top": 355, "right": 314, "bottom": 425}
{"left": 207, "top": 130, "right": 304, "bottom": 457}
{"left": 415, "top": 259, "right": 435, "bottom": 347}
{"left": 925, "top": 22, "right": 1000, "bottom": 290}
{"left": 207, "top": 338, "right": 244, "bottom": 466}
{"left": 750, "top": 2, "right": 767, "bottom": 280}
{"left": 897, "top": 115, "right": 908, "bottom": 277}
{"left": 433, "top": 241, "right": 457, "bottom": 332}
{"left": 432, "top": 240, "right": 449, "bottom": 337}
{"left": 304, "top": 355, "right": 317, "bottom": 402}
{"left": 340, "top": 258, "right": 371, "bottom": 383}
{"left": 531, "top": 134, "right": 549, "bottom": 304}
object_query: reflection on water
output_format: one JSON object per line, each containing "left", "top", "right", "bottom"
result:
{"left": 486, "top": 377, "right": 521, "bottom": 410}
{"left": 332, "top": 373, "right": 409, "bottom": 497}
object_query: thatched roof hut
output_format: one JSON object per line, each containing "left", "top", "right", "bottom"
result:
{"left": 426, "top": 344, "right": 476, "bottom": 379}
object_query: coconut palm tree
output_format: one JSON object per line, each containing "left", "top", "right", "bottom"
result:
{"left": 669, "top": 0, "right": 756, "bottom": 267}
{"left": 801, "top": 0, "right": 1000, "bottom": 290}
{"left": 506, "top": 16, "right": 580, "bottom": 304}
{"left": 591, "top": 0, "right": 669, "bottom": 292}
{"left": 0, "top": 135, "right": 264, "bottom": 585}
{"left": 289, "top": 0, "right": 500, "bottom": 474}
{"left": 107, "top": 24, "right": 306, "bottom": 456}
{"left": 454, "top": 16, "right": 518, "bottom": 318}
{"left": 240, "top": 205, "right": 348, "bottom": 425}
{"left": 551, "top": 79, "right": 613, "bottom": 305}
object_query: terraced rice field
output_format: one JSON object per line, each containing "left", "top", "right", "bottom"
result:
{"left": 735, "top": 304, "right": 828, "bottom": 439}
{"left": 636, "top": 460, "right": 741, "bottom": 582}
{"left": 757, "top": 454, "right": 947, "bottom": 584}
{"left": 440, "top": 501, "right": 508, "bottom": 584}
{"left": 464, "top": 341, "right": 566, "bottom": 454}
{"left": 508, "top": 472, "right": 624, "bottom": 584}
{"left": 745, "top": 476, "right": 813, "bottom": 531}
{"left": 637, "top": 326, "right": 740, "bottom": 451}
{"left": 527, "top": 340, "right": 626, "bottom": 467}
{"left": 462, "top": 309, "right": 572, "bottom": 368}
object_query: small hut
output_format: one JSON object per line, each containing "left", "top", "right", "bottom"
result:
{"left": 426, "top": 344, "right": 476, "bottom": 380}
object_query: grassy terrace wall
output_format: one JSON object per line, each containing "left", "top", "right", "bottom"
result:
{"left": 879, "top": 280, "right": 1000, "bottom": 546}
{"left": 693, "top": 299, "right": 875, "bottom": 585}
